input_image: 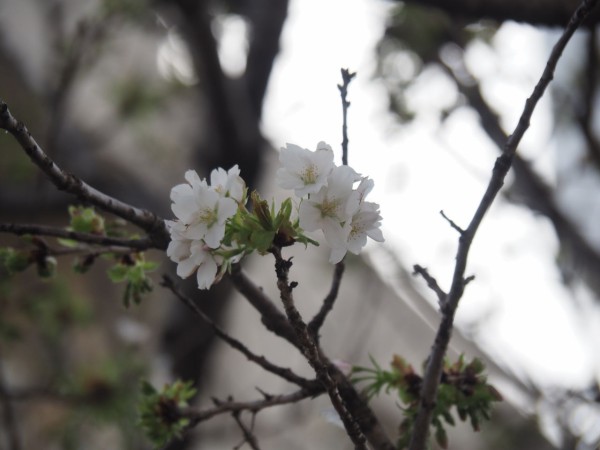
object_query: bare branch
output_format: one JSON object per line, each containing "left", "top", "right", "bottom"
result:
{"left": 161, "top": 275, "right": 316, "bottom": 389}
{"left": 439, "top": 210, "right": 464, "bottom": 235}
{"left": 307, "top": 261, "right": 345, "bottom": 341}
{"left": 412, "top": 265, "right": 446, "bottom": 308}
{"left": 181, "top": 388, "right": 321, "bottom": 426}
{"left": 338, "top": 68, "right": 357, "bottom": 166}
{"left": 229, "top": 264, "right": 299, "bottom": 346}
{"left": 0, "top": 100, "right": 169, "bottom": 250}
{"left": 231, "top": 410, "right": 261, "bottom": 450}
{"left": 408, "top": 1, "right": 600, "bottom": 449}
{"left": 397, "top": 0, "right": 600, "bottom": 28}
{"left": 230, "top": 263, "right": 394, "bottom": 449}
{"left": 270, "top": 247, "right": 367, "bottom": 449}
{"left": 0, "top": 223, "right": 156, "bottom": 250}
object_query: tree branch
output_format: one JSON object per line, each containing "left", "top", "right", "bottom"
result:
{"left": 439, "top": 32, "right": 600, "bottom": 301}
{"left": 161, "top": 275, "right": 316, "bottom": 390}
{"left": 181, "top": 388, "right": 322, "bottom": 426}
{"left": 307, "top": 261, "right": 345, "bottom": 341}
{"left": 270, "top": 247, "right": 367, "bottom": 449}
{"left": 412, "top": 265, "right": 446, "bottom": 308}
{"left": 231, "top": 409, "right": 261, "bottom": 450}
{"left": 399, "top": 0, "right": 600, "bottom": 28}
{"left": 230, "top": 263, "right": 394, "bottom": 449}
{"left": 229, "top": 264, "right": 299, "bottom": 347}
{"left": 0, "top": 100, "right": 169, "bottom": 250}
{"left": 0, "top": 223, "right": 156, "bottom": 250}
{"left": 408, "top": 1, "right": 600, "bottom": 449}
{"left": 338, "top": 68, "right": 356, "bottom": 166}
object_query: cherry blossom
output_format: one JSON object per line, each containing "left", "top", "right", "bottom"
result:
{"left": 170, "top": 173, "right": 237, "bottom": 248}
{"left": 276, "top": 141, "right": 335, "bottom": 197}
{"left": 165, "top": 220, "right": 219, "bottom": 289}
{"left": 328, "top": 201, "right": 384, "bottom": 264}
{"left": 210, "top": 164, "right": 246, "bottom": 203}
{"left": 298, "top": 165, "right": 361, "bottom": 248}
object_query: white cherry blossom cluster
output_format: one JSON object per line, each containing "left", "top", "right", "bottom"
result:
{"left": 276, "top": 142, "right": 384, "bottom": 264}
{"left": 166, "top": 166, "right": 245, "bottom": 289}
{"left": 166, "top": 142, "right": 384, "bottom": 290}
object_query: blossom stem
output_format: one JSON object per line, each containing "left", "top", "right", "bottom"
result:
{"left": 270, "top": 246, "right": 367, "bottom": 449}
{"left": 338, "top": 68, "right": 356, "bottom": 166}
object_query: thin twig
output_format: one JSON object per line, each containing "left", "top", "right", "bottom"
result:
{"left": 439, "top": 210, "right": 464, "bottom": 235}
{"left": 232, "top": 410, "right": 261, "bottom": 450}
{"left": 408, "top": 1, "right": 600, "bottom": 449}
{"left": 412, "top": 265, "right": 446, "bottom": 308}
{"left": 440, "top": 39, "right": 600, "bottom": 300}
{"left": 306, "top": 69, "right": 355, "bottom": 341}
{"left": 229, "top": 264, "right": 299, "bottom": 346}
{"left": 0, "top": 223, "right": 155, "bottom": 250}
{"left": 338, "top": 68, "right": 356, "bottom": 166}
{"left": 229, "top": 264, "right": 394, "bottom": 449}
{"left": 307, "top": 261, "right": 345, "bottom": 340}
{"left": 270, "top": 247, "right": 367, "bottom": 449}
{"left": 181, "top": 388, "right": 321, "bottom": 426}
{"left": 161, "top": 275, "right": 316, "bottom": 389}
{"left": 0, "top": 100, "right": 169, "bottom": 250}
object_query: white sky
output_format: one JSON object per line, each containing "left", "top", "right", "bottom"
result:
{"left": 258, "top": 0, "right": 599, "bottom": 390}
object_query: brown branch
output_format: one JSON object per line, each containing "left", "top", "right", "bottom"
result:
{"left": 338, "top": 68, "right": 356, "bottom": 166}
{"left": 408, "top": 1, "right": 600, "bottom": 449}
{"left": 439, "top": 32, "right": 600, "bottom": 301}
{"left": 230, "top": 263, "right": 394, "bottom": 449}
{"left": 307, "top": 261, "right": 345, "bottom": 341}
{"left": 231, "top": 409, "right": 261, "bottom": 450}
{"left": 0, "top": 100, "right": 169, "bottom": 250}
{"left": 270, "top": 247, "right": 367, "bottom": 449}
{"left": 439, "top": 210, "right": 465, "bottom": 235}
{"left": 229, "top": 264, "right": 299, "bottom": 346}
{"left": 412, "top": 265, "right": 446, "bottom": 308}
{"left": 578, "top": 27, "right": 600, "bottom": 169}
{"left": 160, "top": 275, "right": 316, "bottom": 390}
{"left": 398, "top": 0, "right": 600, "bottom": 28}
{"left": 0, "top": 223, "right": 156, "bottom": 250}
{"left": 181, "top": 388, "right": 322, "bottom": 426}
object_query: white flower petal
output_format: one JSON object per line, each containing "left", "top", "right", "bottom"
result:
{"left": 298, "top": 201, "right": 322, "bottom": 231}
{"left": 176, "top": 256, "right": 197, "bottom": 278}
{"left": 367, "top": 227, "right": 384, "bottom": 242}
{"left": 203, "top": 224, "right": 226, "bottom": 248}
{"left": 196, "top": 257, "right": 218, "bottom": 289}
{"left": 167, "top": 239, "right": 190, "bottom": 262}
{"left": 217, "top": 197, "right": 238, "bottom": 223}
{"left": 329, "top": 246, "right": 347, "bottom": 264}
{"left": 277, "top": 142, "right": 335, "bottom": 196}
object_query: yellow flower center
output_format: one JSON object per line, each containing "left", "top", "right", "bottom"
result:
{"left": 198, "top": 208, "right": 217, "bottom": 226}
{"left": 318, "top": 197, "right": 340, "bottom": 218}
{"left": 300, "top": 164, "right": 318, "bottom": 184}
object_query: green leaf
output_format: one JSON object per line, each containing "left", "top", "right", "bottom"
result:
{"left": 57, "top": 237, "right": 79, "bottom": 248}
{"left": 250, "top": 191, "right": 272, "bottom": 230}
{"left": 138, "top": 380, "right": 197, "bottom": 448}
{"left": 140, "top": 261, "right": 159, "bottom": 272}
{"left": 250, "top": 229, "right": 275, "bottom": 253}
{"left": 0, "top": 247, "right": 31, "bottom": 274}
{"left": 107, "top": 264, "right": 129, "bottom": 282}
{"left": 69, "top": 206, "right": 105, "bottom": 234}
{"left": 435, "top": 425, "right": 448, "bottom": 449}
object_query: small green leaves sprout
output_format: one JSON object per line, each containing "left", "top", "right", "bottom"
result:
{"left": 352, "top": 354, "right": 502, "bottom": 449}
{"left": 138, "top": 380, "right": 197, "bottom": 449}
